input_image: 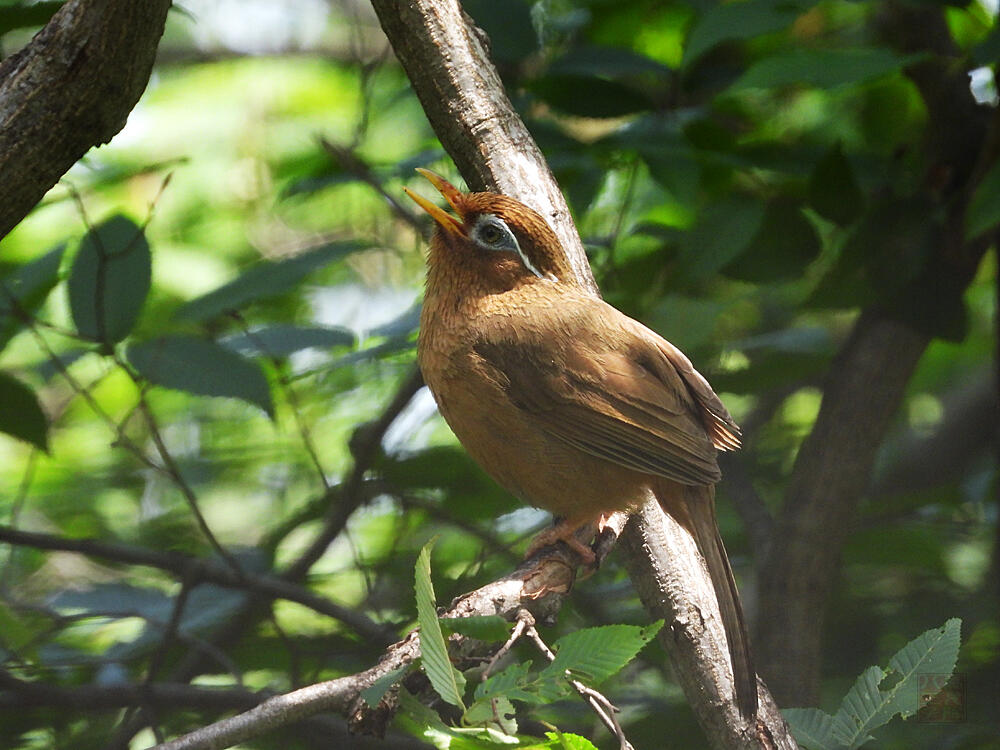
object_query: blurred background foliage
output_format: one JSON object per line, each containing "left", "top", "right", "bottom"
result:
{"left": 0, "top": 0, "right": 996, "bottom": 748}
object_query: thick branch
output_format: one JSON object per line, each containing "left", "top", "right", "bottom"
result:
{"left": 370, "top": 1, "right": 788, "bottom": 747}
{"left": 0, "top": 0, "right": 171, "bottom": 238}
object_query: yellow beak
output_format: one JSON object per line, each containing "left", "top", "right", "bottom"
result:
{"left": 403, "top": 169, "right": 465, "bottom": 237}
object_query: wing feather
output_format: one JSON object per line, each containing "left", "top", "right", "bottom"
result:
{"left": 472, "top": 308, "right": 739, "bottom": 487}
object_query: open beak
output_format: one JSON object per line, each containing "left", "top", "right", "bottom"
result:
{"left": 403, "top": 169, "right": 465, "bottom": 237}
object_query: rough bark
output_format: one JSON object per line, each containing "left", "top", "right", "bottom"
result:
{"left": 371, "top": 0, "right": 793, "bottom": 747}
{"left": 0, "top": 0, "right": 171, "bottom": 239}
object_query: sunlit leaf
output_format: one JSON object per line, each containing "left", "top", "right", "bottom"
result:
{"left": 127, "top": 335, "right": 274, "bottom": 416}
{"left": 0, "top": 372, "right": 48, "bottom": 451}
{"left": 68, "top": 215, "right": 151, "bottom": 345}
{"left": 174, "top": 240, "right": 367, "bottom": 322}
{"left": 415, "top": 539, "right": 466, "bottom": 709}
{"left": 536, "top": 622, "right": 662, "bottom": 699}
{"left": 829, "top": 619, "right": 962, "bottom": 749}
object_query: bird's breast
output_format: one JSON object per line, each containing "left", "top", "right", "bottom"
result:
{"left": 417, "top": 287, "right": 648, "bottom": 518}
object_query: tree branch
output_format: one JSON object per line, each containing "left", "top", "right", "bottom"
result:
{"left": 0, "top": 525, "right": 397, "bottom": 647}
{"left": 0, "top": 0, "right": 171, "bottom": 238}
{"left": 369, "top": 1, "right": 790, "bottom": 747}
{"left": 148, "top": 547, "right": 588, "bottom": 750}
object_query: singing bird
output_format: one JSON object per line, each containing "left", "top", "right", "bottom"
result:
{"left": 404, "top": 169, "right": 757, "bottom": 720}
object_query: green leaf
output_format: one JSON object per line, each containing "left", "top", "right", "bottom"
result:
{"left": 729, "top": 48, "right": 915, "bottom": 92}
{"left": 683, "top": 0, "right": 805, "bottom": 68}
{"left": 965, "top": 160, "right": 1000, "bottom": 239}
{"left": 415, "top": 540, "right": 466, "bottom": 710}
{"left": 542, "top": 731, "right": 598, "bottom": 750}
{"left": 530, "top": 75, "right": 652, "bottom": 118}
{"left": 0, "top": 1, "right": 63, "bottom": 34}
{"left": 361, "top": 665, "right": 409, "bottom": 708}
{"left": 537, "top": 622, "right": 662, "bottom": 699}
{"left": 440, "top": 616, "right": 513, "bottom": 643}
{"left": 547, "top": 45, "right": 673, "bottom": 78}
{"left": 783, "top": 707, "right": 838, "bottom": 750}
{"left": 68, "top": 215, "right": 151, "bottom": 345}
{"left": 474, "top": 661, "right": 542, "bottom": 705}
{"left": 829, "top": 619, "right": 962, "bottom": 749}
{"left": 174, "top": 240, "right": 367, "bottom": 322}
{"left": 808, "top": 143, "right": 865, "bottom": 226}
{"left": 677, "top": 196, "right": 765, "bottom": 282}
{"left": 0, "top": 372, "right": 48, "bottom": 451}
{"left": 220, "top": 325, "right": 355, "bottom": 357}
{"left": 0, "top": 244, "right": 65, "bottom": 351}
{"left": 127, "top": 336, "right": 274, "bottom": 416}
{"left": 723, "top": 199, "right": 822, "bottom": 282}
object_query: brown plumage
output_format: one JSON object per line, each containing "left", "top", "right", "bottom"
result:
{"left": 405, "top": 169, "right": 758, "bottom": 720}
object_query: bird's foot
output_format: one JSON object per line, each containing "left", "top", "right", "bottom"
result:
{"left": 525, "top": 520, "right": 597, "bottom": 565}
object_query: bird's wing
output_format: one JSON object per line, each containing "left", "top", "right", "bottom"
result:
{"left": 472, "top": 308, "right": 740, "bottom": 487}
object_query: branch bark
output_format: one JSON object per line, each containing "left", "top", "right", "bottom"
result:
{"left": 149, "top": 547, "right": 590, "bottom": 750}
{"left": 370, "top": 1, "right": 791, "bottom": 747}
{"left": 0, "top": 0, "right": 171, "bottom": 238}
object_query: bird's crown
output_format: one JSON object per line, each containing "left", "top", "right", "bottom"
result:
{"left": 404, "top": 169, "right": 573, "bottom": 283}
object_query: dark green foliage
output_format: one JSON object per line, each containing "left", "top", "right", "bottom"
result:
{"left": 68, "top": 215, "right": 151, "bottom": 346}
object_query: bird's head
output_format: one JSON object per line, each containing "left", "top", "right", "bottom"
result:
{"left": 404, "top": 169, "right": 574, "bottom": 289}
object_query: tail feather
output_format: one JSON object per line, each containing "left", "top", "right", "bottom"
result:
{"left": 663, "top": 483, "right": 758, "bottom": 720}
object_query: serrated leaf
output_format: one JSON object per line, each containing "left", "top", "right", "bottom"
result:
{"left": 537, "top": 622, "right": 662, "bottom": 699}
{"left": 174, "top": 240, "right": 366, "bottom": 322}
{"left": 0, "top": 372, "right": 48, "bottom": 451}
{"left": 220, "top": 325, "right": 355, "bottom": 357}
{"left": 415, "top": 540, "right": 466, "bottom": 710}
{"left": 127, "top": 335, "right": 274, "bottom": 416}
{"left": 68, "top": 215, "right": 151, "bottom": 345}
{"left": 783, "top": 707, "right": 838, "bottom": 750}
{"left": 361, "top": 665, "right": 409, "bottom": 707}
{"left": 440, "top": 616, "right": 513, "bottom": 643}
{"left": 965, "top": 160, "right": 1000, "bottom": 239}
{"left": 885, "top": 618, "right": 961, "bottom": 720}
{"left": 830, "top": 619, "right": 962, "bottom": 749}
{"left": 474, "top": 661, "right": 542, "bottom": 705}
{"left": 0, "top": 244, "right": 65, "bottom": 352}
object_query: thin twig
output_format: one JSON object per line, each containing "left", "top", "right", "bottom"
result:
{"left": 522, "top": 625, "right": 633, "bottom": 750}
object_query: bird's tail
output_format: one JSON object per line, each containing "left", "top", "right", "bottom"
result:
{"left": 658, "top": 482, "right": 758, "bottom": 720}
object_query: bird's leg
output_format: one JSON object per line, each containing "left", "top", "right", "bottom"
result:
{"left": 525, "top": 516, "right": 599, "bottom": 564}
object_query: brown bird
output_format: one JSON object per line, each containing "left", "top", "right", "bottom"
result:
{"left": 404, "top": 168, "right": 757, "bottom": 720}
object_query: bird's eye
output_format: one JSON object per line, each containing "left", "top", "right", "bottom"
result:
{"left": 478, "top": 222, "right": 504, "bottom": 245}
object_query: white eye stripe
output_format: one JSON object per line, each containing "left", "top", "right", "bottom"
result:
{"left": 472, "top": 214, "right": 543, "bottom": 279}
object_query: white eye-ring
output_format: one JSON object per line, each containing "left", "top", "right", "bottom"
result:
{"left": 471, "top": 214, "right": 543, "bottom": 278}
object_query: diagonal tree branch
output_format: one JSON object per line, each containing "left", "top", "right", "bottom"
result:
{"left": 0, "top": 0, "right": 172, "bottom": 238}
{"left": 369, "top": 1, "right": 792, "bottom": 748}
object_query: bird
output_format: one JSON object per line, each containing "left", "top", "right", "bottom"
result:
{"left": 403, "top": 168, "right": 758, "bottom": 720}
